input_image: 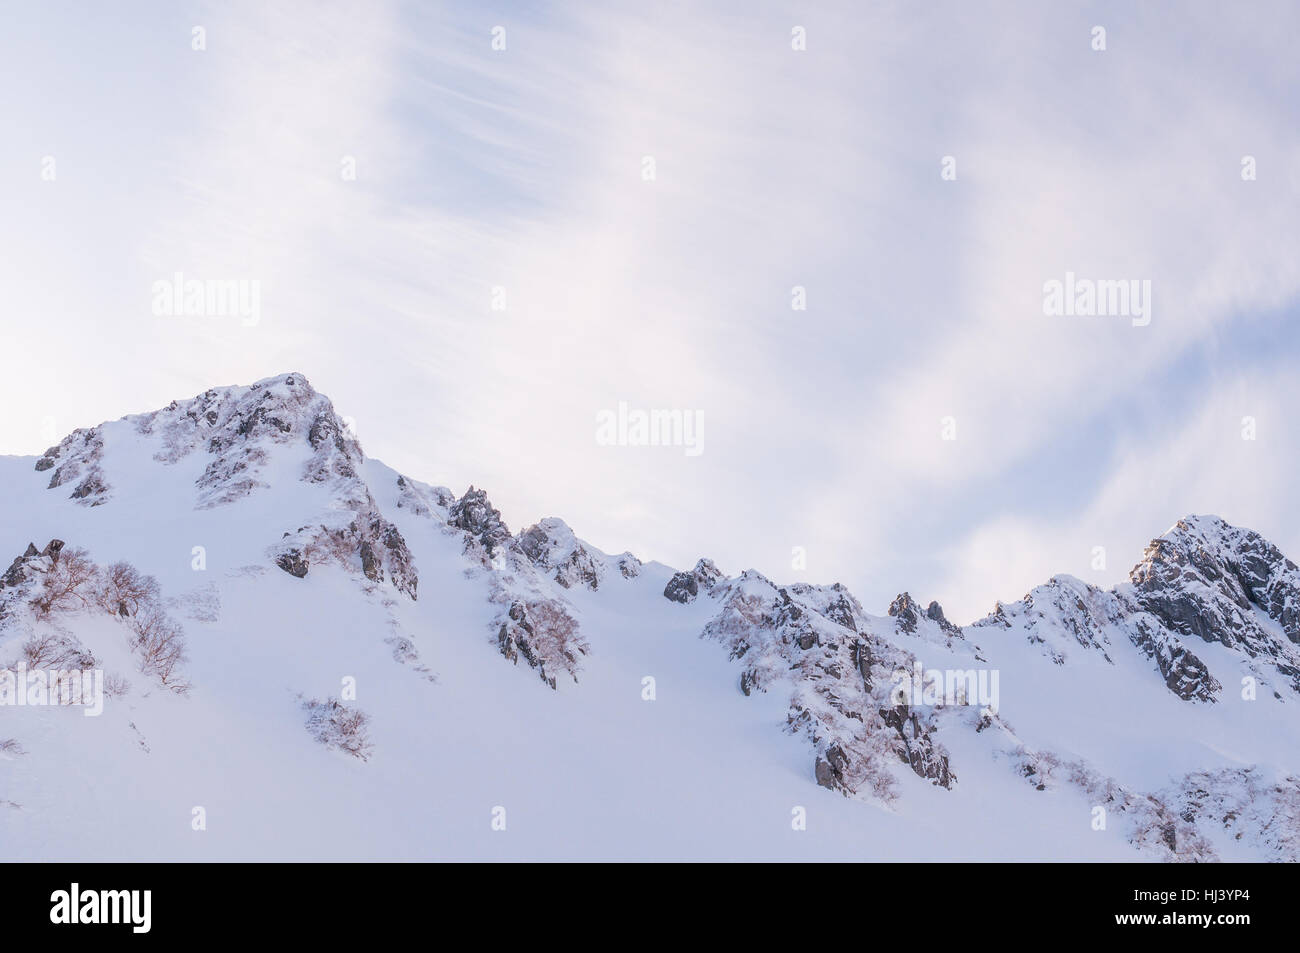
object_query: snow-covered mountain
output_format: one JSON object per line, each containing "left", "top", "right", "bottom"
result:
{"left": 2, "top": 373, "right": 1297, "bottom": 861}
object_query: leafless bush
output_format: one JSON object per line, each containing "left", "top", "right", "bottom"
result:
{"left": 302, "top": 697, "right": 372, "bottom": 760}
{"left": 95, "top": 562, "right": 161, "bottom": 618}
{"left": 103, "top": 672, "right": 131, "bottom": 699}
{"left": 31, "top": 547, "right": 98, "bottom": 618}
{"left": 129, "top": 605, "right": 188, "bottom": 689}
{"left": 524, "top": 598, "right": 589, "bottom": 668}
{"left": 14, "top": 547, "right": 189, "bottom": 691}
{"left": 303, "top": 525, "right": 357, "bottom": 568}
{"left": 20, "top": 632, "right": 95, "bottom": 670}
{"left": 837, "top": 734, "right": 900, "bottom": 804}
{"left": 0, "top": 738, "right": 24, "bottom": 756}
{"left": 96, "top": 559, "right": 189, "bottom": 690}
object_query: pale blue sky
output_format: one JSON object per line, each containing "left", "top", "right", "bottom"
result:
{"left": 2, "top": 1, "right": 1298, "bottom": 621}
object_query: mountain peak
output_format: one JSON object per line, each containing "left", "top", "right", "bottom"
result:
{"left": 1128, "top": 514, "right": 1300, "bottom": 676}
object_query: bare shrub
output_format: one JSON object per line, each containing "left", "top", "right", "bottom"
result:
{"left": 31, "top": 547, "right": 98, "bottom": 618}
{"left": 12, "top": 547, "right": 188, "bottom": 691}
{"left": 95, "top": 562, "right": 161, "bottom": 618}
{"left": 103, "top": 673, "right": 131, "bottom": 699}
{"left": 306, "top": 525, "right": 357, "bottom": 567}
{"left": 129, "top": 605, "right": 188, "bottom": 689}
{"left": 302, "top": 697, "right": 372, "bottom": 760}
{"left": 494, "top": 593, "right": 589, "bottom": 688}
{"left": 526, "top": 598, "right": 589, "bottom": 667}
{"left": 0, "top": 738, "right": 24, "bottom": 756}
{"left": 837, "top": 734, "right": 900, "bottom": 804}
{"left": 93, "top": 558, "right": 189, "bottom": 690}
{"left": 20, "top": 633, "right": 95, "bottom": 670}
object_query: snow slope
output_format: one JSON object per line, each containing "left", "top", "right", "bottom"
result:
{"left": 1, "top": 373, "right": 1296, "bottom": 861}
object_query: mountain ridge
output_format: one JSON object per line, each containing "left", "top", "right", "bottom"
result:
{"left": 2, "top": 371, "right": 1297, "bottom": 861}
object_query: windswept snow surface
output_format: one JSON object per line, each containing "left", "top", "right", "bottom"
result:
{"left": 1, "top": 374, "right": 1296, "bottom": 860}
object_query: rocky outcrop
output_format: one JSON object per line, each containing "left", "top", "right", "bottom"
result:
{"left": 1126, "top": 617, "right": 1221, "bottom": 701}
{"left": 692, "top": 558, "right": 724, "bottom": 591}
{"left": 275, "top": 549, "right": 309, "bottom": 579}
{"left": 134, "top": 374, "right": 333, "bottom": 507}
{"left": 616, "top": 553, "right": 642, "bottom": 579}
{"left": 888, "top": 592, "right": 922, "bottom": 633}
{"left": 663, "top": 558, "right": 726, "bottom": 605}
{"left": 272, "top": 515, "right": 417, "bottom": 599}
{"left": 38, "top": 428, "right": 109, "bottom": 506}
{"left": 967, "top": 517, "right": 1300, "bottom": 702}
{"left": 135, "top": 375, "right": 420, "bottom": 599}
{"left": 878, "top": 703, "right": 953, "bottom": 789}
{"left": 31, "top": 374, "right": 419, "bottom": 600}
{"left": 494, "top": 596, "right": 588, "bottom": 690}
{"left": 663, "top": 571, "right": 699, "bottom": 604}
{"left": 970, "top": 575, "right": 1116, "bottom": 666}
{"left": 448, "top": 487, "right": 511, "bottom": 558}
{"left": 394, "top": 474, "right": 454, "bottom": 519}
{"left": 518, "top": 518, "right": 604, "bottom": 591}
{"left": 701, "top": 570, "right": 956, "bottom": 801}
{"left": 356, "top": 516, "right": 418, "bottom": 598}
{"left": 925, "top": 600, "right": 960, "bottom": 635}
{"left": 1125, "top": 516, "right": 1300, "bottom": 694}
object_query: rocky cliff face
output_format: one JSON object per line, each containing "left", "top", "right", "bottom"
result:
{"left": 967, "top": 516, "right": 1300, "bottom": 704}
{"left": 1124, "top": 515, "right": 1300, "bottom": 697}
{"left": 36, "top": 428, "right": 110, "bottom": 506}
{"left": 682, "top": 570, "right": 957, "bottom": 800}
{"left": 518, "top": 517, "right": 605, "bottom": 591}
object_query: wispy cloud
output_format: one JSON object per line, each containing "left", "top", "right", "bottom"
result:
{"left": 1, "top": 0, "right": 1297, "bottom": 622}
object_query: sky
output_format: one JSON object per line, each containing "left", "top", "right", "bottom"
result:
{"left": 2, "top": 1, "right": 1298, "bottom": 623}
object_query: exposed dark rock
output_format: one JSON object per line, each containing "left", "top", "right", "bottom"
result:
{"left": 1, "top": 556, "right": 28, "bottom": 588}
{"left": 879, "top": 703, "right": 953, "bottom": 788}
{"left": 1125, "top": 516, "right": 1300, "bottom": 695}
{"left": 815, "top": 745, "right": 850, "bottom": 790}
{"left": 888, "top": 592, "right": 920, "bottom": 633}
{"left": 664, "top": 571, "right": 699, "bottom": 604}
{"left": 617, "top": 554, "right": 642, "bottom": 579}
{"left": 495, "top": 597, "right": 587, "bottom": 690}
{"left": 692, "top": 558, "right": 724, "bottom": 591}
{"left": 367, "top": 516, "right": 417, "bottom": 599}
{"left": 43, "top": 428, "right": 110, "bottom": 505}
{"left": 1129, "top": 618, "right": 1222, "bottom": 701}
{"left": 448, "top": 486, "right": 511, "bottom": 556}
{"left": 925, "top": 600, "right": 960, "bottom": 635}
{"left": 518, "top": 518, "right": 603, "bottom": 591}
{"left": 70, "top": 474, "right": 107, "bottom": 501}
{"left": 703, "top": 570, "right": 957, "bottom": 800}
{"left": 739, "top": 670, "right": 758, "bottom": 696}
{"left": 822, "top": 588, "right": 859, "bottom": 633}
{"left": 853, "top": 640, "right": 874, "bottom": 688}
{"left": 359, "top": 540, "right": 381, "bottom": 583}
{"left": 1161, "top": 822, "right": 1177, "bottom": 852}
{"left": 276, "top": 549, "right": 309, "bottom": 578}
